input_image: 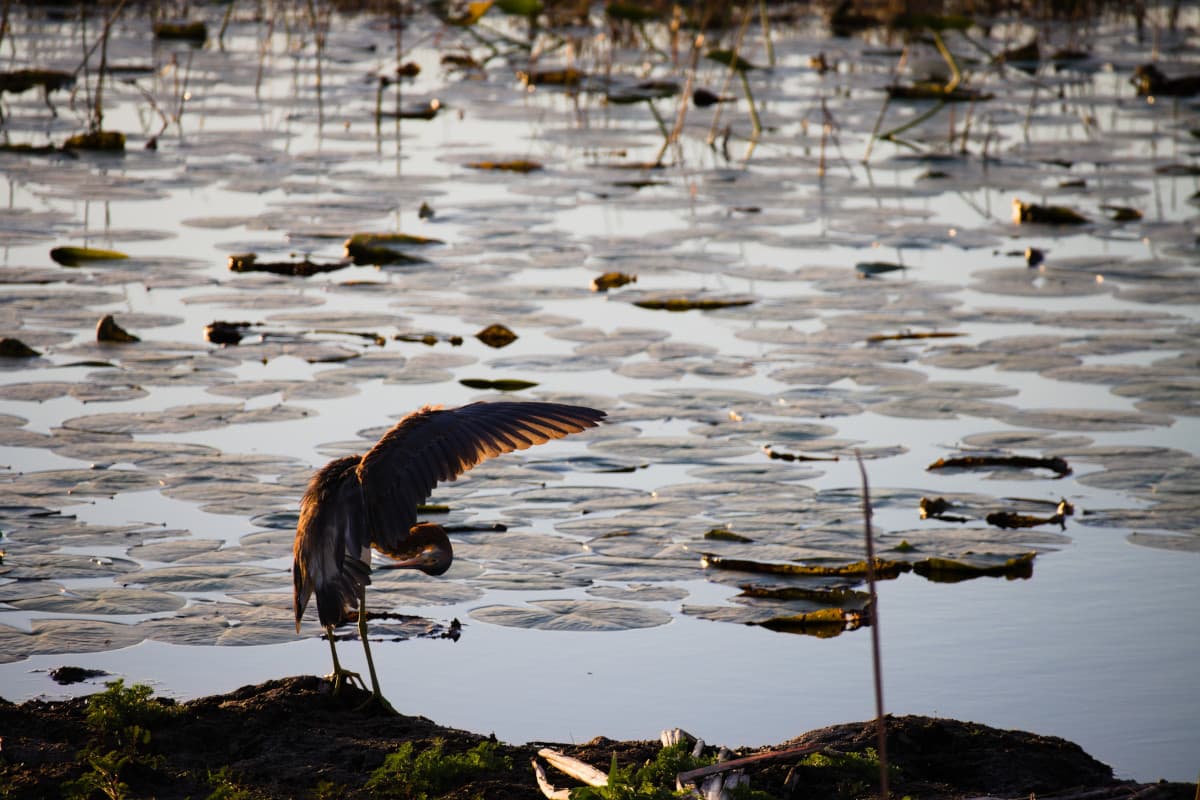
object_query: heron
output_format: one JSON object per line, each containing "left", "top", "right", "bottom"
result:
{"left": 292, "top": 400, "right": 606, "bottom": 710}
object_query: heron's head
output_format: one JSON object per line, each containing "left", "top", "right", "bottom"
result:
{"left": 379, "top": 522, "right": 453, "bottom": 576}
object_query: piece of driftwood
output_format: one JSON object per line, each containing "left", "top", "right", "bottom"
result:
{"left": 532, "top": 759, "right": 571, "bottom": 800}
{"left": 675, "top": 743, "right": 824, "bottom": 792}
{"left": 538, "top": 748, "right": 609, "bottom": 785}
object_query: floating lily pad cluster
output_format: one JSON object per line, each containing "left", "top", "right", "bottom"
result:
{"left": 0, "top": 2, "right": 1197, "bottom": 663}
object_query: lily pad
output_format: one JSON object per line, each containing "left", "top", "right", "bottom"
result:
{"left": 26, "top": 618, "right": 144, "bottom": 655}
{"left": 470, "top": 599, "right": 671, "bottom": 631}
{"left": 7, "top": 588, "right": 186, "bottom": 615}
{"left": 122, "top": 564, "right": 285, "bottom": 593}
{"left": 587, "top": 584, "right": 689, "bottom": 602}
{"left": 50, "top": 246, "right": 129, "bottom": 266}
{"left": 59, "top": 403, "right": 313, "bottom": 435}
{"left": 0, "top": 553, "right": 141, "bottom": 580}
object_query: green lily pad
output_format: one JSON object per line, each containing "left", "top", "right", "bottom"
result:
{"left": 912, "top": 552, "right": 1037, "bottom": 583}
{"left": 50, "top": 246, "right": 129, "bottom": 266}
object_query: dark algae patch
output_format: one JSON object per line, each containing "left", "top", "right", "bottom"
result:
{"left": 1, "top": 677, "right": 1193, "bottom": 800}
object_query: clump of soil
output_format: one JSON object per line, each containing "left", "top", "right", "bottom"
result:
{"left": 0, "top": 675, "right": 1193, "bottom": 799}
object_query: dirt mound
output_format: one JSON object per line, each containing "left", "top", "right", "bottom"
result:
{"left": 1, "top": 676, "right": 1194, "bottom": 799}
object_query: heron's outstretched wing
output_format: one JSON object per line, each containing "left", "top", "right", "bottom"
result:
{"left": 293, "top": 454, "right": 372, "bottom": 631}
{"left": 358, "top": 401, "right": 605, "bottom": 556}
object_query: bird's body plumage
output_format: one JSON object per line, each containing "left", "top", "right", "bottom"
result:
{"left": 291, "top": 400, "right": 605, "bottom": 706}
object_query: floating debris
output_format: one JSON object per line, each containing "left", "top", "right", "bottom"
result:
{"left": 591, "top": 271, "right": 637, "bottom": 292}
{"left": 605, "top": 1, "right": 664, "bottom": 22}
{"left": 607, "top": 80, "right": 679, "bottom": 104}
{"left": 475, "top": 324, "right": 518, "bottom": 348}
{"left": 343, "top": 232, "right": 439, "bottom": 266}
{"left": 706, "top": 49, "right": 760, "bottom": 72}
{"left": 1101, "top": 205, "right": 1142, "bottom": 222}
{"left": 0, "top": 337, "right": 41, "bottom": 358}
{"left": 912, "top": 551, "right": 1036, "bottom": 582}
{"left": 459, "top": 378, "right": 538, "bottom": 391}
{"left": 519, "top": 67, "right": 584, "bottom": 87}
{"left": 204, "top": 320, "right": 258, "bottom": 345}
{"left": 1132, "top": 63, "right": 1200, "bottom": 97}
{"left": 153, "top": 21, "right": 208, "bottom": 43}
{"left": 755, "top": 608, "right": 867, "bottom": 637}
{"left": 0, "top": 68, "right": 74, "bottom": 96}
{"left": 1025, "top": 247, "right": 1045, "bottom": 267}
{"left": 464, "top": 159, "right": 544, "bottom": 173}
{"left": 380, "top": 99, "right": 441, "bottom": 120}
{"left": 763, "top": 445, "right": 838, "bottom": 463}
{"left": 855, "top": 261, "right": 907, "bottom": 278}
{"left": 441, "top": 52, "right": 482, "bottom": 70}
{"left": 395, "top": 331, "right": 464, "bottom": 347}
{"left": 927, "top": 454, "right": 1072, "bottom": 477}
{"left": 703, "top": 528, "right": 753, "bottom": 543}
{"left": 0, "top": 143, "right": 60, "bottom": 155}
{"left": 48, "top": 665, "right": 110, "bottom": 685}
{"left": 866, "top": 330, "right": 963, "bottom": 343}
{"left": 701, "top": 553, "right": 911, "bottom": 579}
{"left": 737, "top": 585, "right": 870, "bottom": 606}
{"left": 885, "top": 83, "right": 993, "bottom": 102}
{"left": 1012, "top": 198, "right": 1089, "bottom": 225}
{"left": 227, "top": 253, "right": 350, "bottom": 277}
{"left": 62, "top": 130, "right": 125, "bottom": 152}
{"left": 919, "top": 496, "right": 969, "bottom": 522}
{"left": 632, "top": 296, "right": 754, "bottom": 312}
{"left": 987, "top": 499, "right": 1074, "bottom": 531}
{"left": 997, "top": 39, "right": 1039, "bottom": 68}
{"left": 692, "top": 87, "right": 735, "bottom": 107}
{"left": 96, "top": 314, "right": 139, "bottom": 343}
{"left": 1154, "top": 163, "right": 1200, "bottom": 176}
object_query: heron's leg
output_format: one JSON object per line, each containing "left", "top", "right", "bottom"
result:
{"left": 355, "top": 589, "right": 397, "bottom": 714}
{"left": 324, "top": 625, "right": 365, "bottom": 694}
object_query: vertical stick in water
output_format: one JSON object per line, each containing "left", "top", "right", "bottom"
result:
{"left": 857, "top": 451, "right": 889, "bottom": 800}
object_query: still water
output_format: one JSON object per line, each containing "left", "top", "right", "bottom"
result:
{"left": 1, "top": 1, "right": 1198, "bottom": 783}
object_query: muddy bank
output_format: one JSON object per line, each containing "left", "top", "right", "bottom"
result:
{"left": 0, "top": 675, "right": 1194, "bottom": 799}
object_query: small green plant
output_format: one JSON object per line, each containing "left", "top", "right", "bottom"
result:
{"left": 83, "top": 679, "right": 171, "bottom": 749}
{"left": 205, "top": 765, "right": 271, "bottom": 799}
{"left": 364, "top": 738, "right": 514, "bottom": 798}
{"left": 571, "top": 754, "right": 674, "bottom": 800}
{"left": 795, "top": 748, "right": 900, "bottom": 800}
{"left": 572, "top": 742, "right": 718, "bottom": 800}
{"left": 63, "top": 749, "right": 133, "bottom": 800}
{"left": 63, "top": 680, "right": 172, "bottom": 800}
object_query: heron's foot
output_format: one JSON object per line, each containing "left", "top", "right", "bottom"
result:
{"left": 354, "top": 690, "right": 399, "bottom": 716}
{"left": 326, "top": 667, "right": 367, "bottom": 696}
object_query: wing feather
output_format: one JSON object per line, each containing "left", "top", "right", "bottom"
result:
{"left": 292, "top": 454, "right": 371, "bottom": 631}
{"left": 359, "top": 401, "right": 605, "bottom": 556}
